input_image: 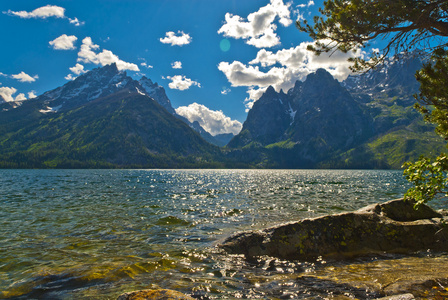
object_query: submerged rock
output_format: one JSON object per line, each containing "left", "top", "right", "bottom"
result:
{"left": 117, "top": 289, "right": 194, "bottom": 300}
{"left": 374, "top": 294, "right": 415, "bottom": 300}
{"left": 219, "top": 199, "right": 448, "bottom": 260}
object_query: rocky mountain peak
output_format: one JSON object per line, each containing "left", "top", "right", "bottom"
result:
{"left": 264, "top": 85, "right": 276, "bottom": 96}
{"left": 288, "top": 80, "right": 303, "bottom": 96}
{"left": 38, "top": 63, "right": 134, "bottom": 111}
{"left": 303, "top": 68, "right": 338, "bottom": 89}
{"left": 140, "top": 76, "right": 154, "bottom": 85}
{"left": 139, "top": 76, "right": 175, "bottom": 114}
{"left": 342, "top": 52, "right": 424, "bottom": 94}
{"left": 230, "top": 68, "right": 374, "bottom": 160}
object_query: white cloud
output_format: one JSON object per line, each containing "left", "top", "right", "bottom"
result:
{"left": 0, "top": 72, "right": 6, "bottom": 77}
{"left": 171, "top": 61, "right": 182, "bottom": 69}
{"left": 218, "top": 61, "right": 291, "bottom": 88}
{"left": 77, "top": 37, "right": 139, "bottom": 71}
{"left": 69, "top": 17, "right": 84, "bottom": 26}
{"left": 6, "top": 5, "right": 65, "bottom": 19}
{"left": 11, "top": 71, "right": 38, "bottom": 83}
{"left": 175, "top": 103, "right": 242, "bottom": 136}
{"left": 160, "top": 31, "right": 192, "bottom": 46}
{"left": 0, "top": 87, "right": 16, "bottom": 102}
{"left": 166, "top": 75, "right": 200, "bottom": 90}
{"left": 15, "top": 93, "right": 27, "bottom": 101}
{"left": 49, "top": 34, "right": 78, "bottom": 50}
{"left": 221, "top": 87, "right": 231, "bottom": 95}
{"left": 65, "top": 63, "right": 86, "bottom": 81}
{"left": 217, "top": 0, "right": 292, "bottom": 48}
{"left": 218, "top": 40, "right": 364, "bottom": 110}
{"left": 4, "top": 5, "right": 83, "bottom": 25}
{"left": 245, "top": 87, "right": 268, "bottom": 111}
{"left": 69, "top": 63, "right": 86, "bottom": 75}
{"left": 141, "top": 62, "right": 153, "bottom": 69}
{"left": 296, "top": 0, "right": 315, "bottom": 8}
{"left": 0, "top": 87, "right": 28, "bottom": 102}
{"left": 28, "top": 91, "right": 37, "bottom": 99}
{"left": 65, "top": 74, "right": 76, "bottom": 81}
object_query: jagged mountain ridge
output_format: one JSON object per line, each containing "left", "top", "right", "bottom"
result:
{"left": 229, "top": 69, "right": 374, "bottom": 163}
{"left": 33, "top": 63, "right": 177, "bottom": 116}
{"left": 0, "top": 63, "right": 228, "bottom": 146}
{"left": 1, "top": 53, "right": 444, "bottom": 169}
{"left": 228, "top": 53, "right": 445, "bottom": 168}
{"left": 342, "top": 52, "right": 423, "bottom": 95}
{"left": 0, "top": 64, "right": 225, "bottom": 168}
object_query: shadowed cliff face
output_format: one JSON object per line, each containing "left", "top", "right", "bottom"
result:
{"left": 228, "top": 86, "right": 292, "bottom": 148}
{"left": 287, "top": 69, "right": 374, "bottom": 160}
{"left": 228, "top": 69, "right": 374, "bottom": 162}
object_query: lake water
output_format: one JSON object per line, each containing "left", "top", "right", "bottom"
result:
{"left": 0, "top": 169, "right": 445, "bottom": 299}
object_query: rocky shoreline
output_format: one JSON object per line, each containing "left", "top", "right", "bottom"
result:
{"left": 118, "top": 199, "right": 448, "bottom": 299}
{"left": 219, "top": 198, "right": 448, "bottom": 260}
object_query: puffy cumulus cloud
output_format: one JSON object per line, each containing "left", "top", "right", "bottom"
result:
{"left": 217, "top": 0, "right": 292, "bottom": 48}
{"left": 49, "top": 34, "right": 78, "bottom": 50}
{"left": 11, "top": 71, "right": 38, "bottom": 83}
{"left": 69, "top": 17, "right": 84, "bottom": 26}
{"left": 175, "top": 103, "right": 242, "bottom": 136}
{"left": 5, "top": 5, "right": 65, "bottom": 19}
{"left": 166, "top": 75, "right": 201, "bottom": 91}
{"left": 171, "top": 61, "right": 182, "bottom": 69}
{"left": 160, "top": 31, "right": 192, "bottom": 46}
{"left": 219, "top": 41, "right": 364, "bottom": 110}
{"left": 77, "top": 37, "right": 139, "bottom": 71}
{"left": 218, "top": 61, "right": 294, "bottom": 88}
{"left": 65, "top": 74, "right": 76, "bottom": 81}
{"left": 15, "top": 93, "right": 27, "bottom": 101}
{"left": 0, "top": 87, "right": 28, "bottom": 102}
{"left": 28, "top": 91, "right": 37, "bottom": 99}
{"left": 4, "top": 5, "right": 84, "bottom": 26}
{"left": 69, "top": 63, "right": 86, "bottom": 75}
{"left": 65, "top": 63, "right": 86, "bottom": 81}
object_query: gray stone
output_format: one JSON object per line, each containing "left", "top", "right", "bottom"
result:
{"left": 219, "top": 199, "right": 448, "bottom": 260}
{"left": 374, "top": 294, "right": 415, "bottom": 300}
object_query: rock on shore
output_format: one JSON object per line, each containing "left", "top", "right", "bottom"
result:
{"left": 219, "top": 198, "right": 448, "bottom": 260}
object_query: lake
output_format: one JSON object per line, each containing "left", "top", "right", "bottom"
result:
{"left": 1, "top": 169, "right": 446, "bottom": 299}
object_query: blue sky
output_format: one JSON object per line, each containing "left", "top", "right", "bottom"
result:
{"left": 0, "top": 0, "right": 367, "bottom": 136}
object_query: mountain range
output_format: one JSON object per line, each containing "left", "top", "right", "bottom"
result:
{"left": 0, "top": 64, "right": 224, "bottom": 168}
{"left": 0, "top": 53, "right": 445, "bottom": 168}
{"left": 227, "top": 52, "right": 445, "bottom": 168}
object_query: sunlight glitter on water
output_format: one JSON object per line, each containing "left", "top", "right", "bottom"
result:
{"left": 1, "top": 169, "right": 444, "bottom": 299}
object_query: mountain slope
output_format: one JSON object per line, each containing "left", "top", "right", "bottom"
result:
{"left": 286, "top": 69, "right": 373, "bottom": 161}
{"left": 0, "top": 65, "right": 224, "bottom": 168}
{"left": 228, "top": 69, "right": 374, "bottom": 166}
{"left": 228, "top": 54, "right": 445, "bottom": 169}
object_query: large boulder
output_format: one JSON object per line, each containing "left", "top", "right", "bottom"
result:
{"left": 219, "top": 199, "right": 448, "bottom": 260}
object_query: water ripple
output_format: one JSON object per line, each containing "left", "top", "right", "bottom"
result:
{"left": 2, "top": 169, "right": 442, "bottom": 299}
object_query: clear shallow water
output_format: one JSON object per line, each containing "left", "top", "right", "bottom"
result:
{"left": 0, "top": 169, "right": 444, "bottom": 299}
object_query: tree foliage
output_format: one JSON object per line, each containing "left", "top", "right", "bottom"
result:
{"left": 404, "top": 47, "right": 448, "bottom": 207}
{"left": 415, "top": 47, "right": 448, "bottom": 139}
{"left": 298, "top": 0, "right": 448, "bottom": 206}
{"left": 297, "top": 0, "right": 448, "bottom": 70}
